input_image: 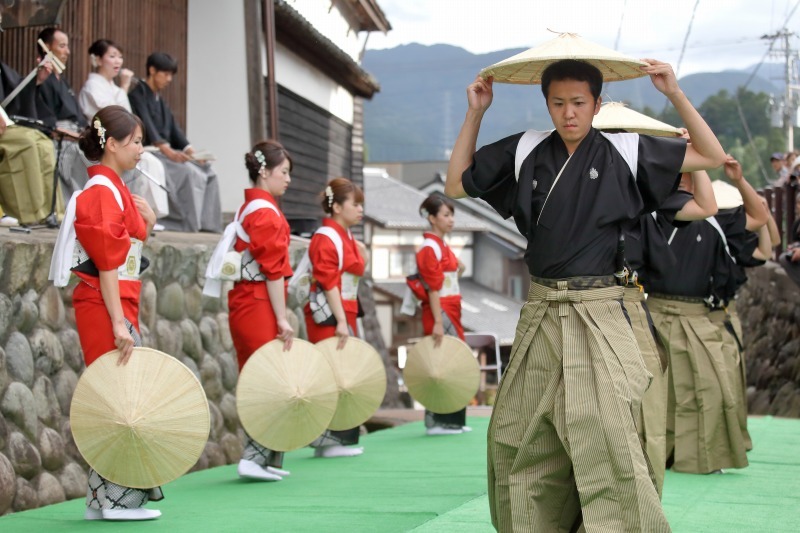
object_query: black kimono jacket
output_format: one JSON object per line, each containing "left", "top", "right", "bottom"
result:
{"left": 626, "top": 190, "right": 693, "bottom": 288}
{"left": 128, "top": 79, "right": 189, "bottom": 150}
{"left": 463, "top": 127, "right": 686, "bottom": 279}
{"left": 1, "top": 62, "right": 38, "bottom": 118}
{"left": 36, "top": 73, "right": 86, "bottom": 130}
{"left": 649, "top": 207, "right": 750, "bottom": 302}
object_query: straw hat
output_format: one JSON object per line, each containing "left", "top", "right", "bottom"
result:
{"left": 403, "top": 336, "right": 480, "bottom": 414}
{"left": 237, "top": 339, "right": 338, "bottom": 452}
{"left": 711, "top": 180, "right": 744, "bottom": 209}
{"left": 70, "top": 348, "right": 210, "bottom": 489}
{"left": 593, "top": 102, "right": 683, "bottom": 137}
{"left": 315, "top": 337, "right": 387, "bottom": 431}
{"left": 479, "top": 32, "right": 648, "bottom": 85}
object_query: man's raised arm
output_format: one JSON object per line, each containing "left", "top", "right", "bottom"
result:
{"left": 445, "top": 76, "right": 494, "bottom": 199}
{"left": 641, "top": 59, "right": 727, "bottom": 172}
{"left": 723, "top": 156, "right": 769, "bottom": 231}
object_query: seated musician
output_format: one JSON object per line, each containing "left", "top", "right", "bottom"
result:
{"left": 0, "top": 41, "right": 62, "bottom": 226}
{"left": 36, "top": 27, "right": 92, "bottom": 201}
{"left": 129, "top": 52, "right": 221, "bottom": 233}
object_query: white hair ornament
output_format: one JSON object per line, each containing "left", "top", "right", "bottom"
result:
{"left": 254, "top": 150, "right": 267, "bottom": 172}
{"left": 93, "top": 118, "right": 107, "bottom": 148}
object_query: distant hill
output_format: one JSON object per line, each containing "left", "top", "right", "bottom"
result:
{"left": 363, "top": 44, "right": 780, "bottom": 162}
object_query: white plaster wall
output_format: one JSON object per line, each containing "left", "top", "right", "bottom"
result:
{"left": 187, "top": 0, "right": 358, "bottom": 212}
{"left": 274, "top": 42, "right": 355, "bottom": 125}
{"left": 187, "top": 0, "right": 252, "bottom": 213}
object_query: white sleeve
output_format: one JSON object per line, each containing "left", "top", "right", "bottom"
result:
{"left": 78, "top": 83, "right": 99, "bottom": 122}
{"left": 600, "top": 132, "right": 639, "bottom": 180}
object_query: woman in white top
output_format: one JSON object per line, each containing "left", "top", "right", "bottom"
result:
{"left": 78, "top": 40, "right": 169, "bottom": 222}
{"left": 78, "top": 39, "right": 134, "bottom": 119}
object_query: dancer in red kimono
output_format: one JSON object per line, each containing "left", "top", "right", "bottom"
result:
{"left": 416, "top": 194, "right": 469, "bottom": 435}
{"left": 225, "top": 140, "right": 294, "bottom": 481}
{"left": 49, "top": 105, "right": 158, "bottom": 520}
{"left": 305, "top": 177, "right": 367, "bottom": 457}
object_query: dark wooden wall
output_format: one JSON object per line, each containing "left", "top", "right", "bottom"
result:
{"left": 0, "top": 0, "right": 187, "bottom": 127}
{"left": 351, "top": 96, "right": 365, "bottom": 203}
{"left": 272, "top": 84, "right": 364, "bottom": 238}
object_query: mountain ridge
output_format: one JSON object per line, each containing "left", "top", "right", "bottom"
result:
{"left": 363, "top": 43, "right": 781, "bottom": 161}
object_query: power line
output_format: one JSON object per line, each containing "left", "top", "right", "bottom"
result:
{"left": 733, "top": 36, "right": 777, "bottom": 185}
{"left": 675, "top": 0, "right": 701, "bottom": 78}
{"left": 661, "top": 0, "right": 701, "bottom": 113}
{"left": 614, "top": 0, "right": 627, "bottom": 50}
{"left": 732, "top": 0, "right": 800, "bottom": 184}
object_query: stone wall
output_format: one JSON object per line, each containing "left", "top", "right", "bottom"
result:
{"left": 0, "top": 231, "right": 399, "bottom": 515}
{"left": 739, "top": 261, "right": 800, "bottom": 418}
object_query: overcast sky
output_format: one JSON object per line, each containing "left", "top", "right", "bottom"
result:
{"left": 367, "top": 0, "right": 800, "bottom": 77}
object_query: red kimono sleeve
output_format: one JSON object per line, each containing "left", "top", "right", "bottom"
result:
{"left": 74, "top": 187, "right": 131, "bottom": 271}
{"left": 242, "top": 209, "right": 291, "bottom": 281}
{"left": 309, "top": 234, "right": 341, "bottom": 291}
{"left": 417, "top": 247, "right": 444, "bottom": 291}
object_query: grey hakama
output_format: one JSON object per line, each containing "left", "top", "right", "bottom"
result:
{"left": 153, "top": 154, "right": 222, "bottom": 233}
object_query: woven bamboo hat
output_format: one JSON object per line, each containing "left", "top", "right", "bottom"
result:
{"left": 70, "top": 348, "right": 210, "bottom": 489}
{"left": 237, "top": 339, "right": 338, "bottom": 451}
{"left": 711, "top": 180, "right": 744, "bottom": 209}
{"left": 593, "top": 102, "right": 683, "bottom": 137}
{"left": 403, "top": 336, "right": 480, "bottom": 414}
{"left": 315, "top": 337, "right": 387, "bottom": 431}
{"left": 480, "top": 32, "right": 648, "bottom": 85}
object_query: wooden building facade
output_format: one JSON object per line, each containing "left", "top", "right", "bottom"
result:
{"left": 1, "top": 0, "right": 389, "bottom": 235}
{"left": 267, "top": 86, "right": 365, "bottom": 234}
{"left": 0, "top": 0, "right": 188, "bottom": 127}
{"left": 258, "top": 0, "right": 385, "bottom": 236}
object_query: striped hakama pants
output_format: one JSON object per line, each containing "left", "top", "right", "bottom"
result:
{"left": 623, "top": 287, "right": 668, "bottom": 497}
{"left": 647, "top": 296, "right": 748, "bottom": 474}
{"left": 487, "top": 279, "right": 668, "bottom": 533}
{"left": 708, "top": 302, "right": 752, "bottom": 451}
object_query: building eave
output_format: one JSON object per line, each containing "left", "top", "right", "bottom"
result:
{"left": 334, "top": 0, "right": 392, "bottom": 33}
{"left": 275, "top": 0, "right": 381, "bottom": 98}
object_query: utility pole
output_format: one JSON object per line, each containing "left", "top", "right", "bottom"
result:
{"left": 443, "top": 90, "right": 452, "bottom": 159}
{"left": 764, "top": 29, "right": 799, "bottom": 151}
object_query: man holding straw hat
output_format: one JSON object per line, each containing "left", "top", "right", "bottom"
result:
{"left": 445, "top": 32, "right": 727, "bottom": 532}
{"left": 646, "top": 157, "right": 767, "bottom": 477}
{"left": 593, "top": 103, "right": 719, "bottom": 498}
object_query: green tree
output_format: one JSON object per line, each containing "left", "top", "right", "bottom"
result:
{"left": 640, "top": 88, "right": 799, "bottom": 188}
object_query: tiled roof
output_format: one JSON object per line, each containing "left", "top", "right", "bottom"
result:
{"left": 420, "top": 181, "right": 527, "bottom": 250}
{"left": 364, "top": 169, "right": 488, "bottom": 231}
{"left": 374, "top": 279, "right": 524, "bottom": 345}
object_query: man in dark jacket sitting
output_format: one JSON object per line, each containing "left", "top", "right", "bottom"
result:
{"left": 129, "top": 52, "right": 221, "bottom": 233}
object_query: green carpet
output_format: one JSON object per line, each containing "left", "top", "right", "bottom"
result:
{"left": 2, "top": 416, "right": 799, "bottom": 532}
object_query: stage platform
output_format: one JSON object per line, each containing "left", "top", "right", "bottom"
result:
{"left": 2, "top": 415, "right": 799, "bottom": 531}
